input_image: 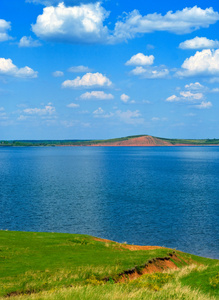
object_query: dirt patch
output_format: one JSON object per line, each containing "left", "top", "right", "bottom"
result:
{"left": 93, "top": 237, "right": 116, "bottom": 243}
{"left": 121, "top": 244, "right": 162, "bottom": 251}
{"left": 89, "top": 136, "right": 173, "bottom": 147}
{"left": 104, "top": 253, "right": 180, "bottom": 283}
{"left": 93, "top": 237, "right": 162, "bottom": 251}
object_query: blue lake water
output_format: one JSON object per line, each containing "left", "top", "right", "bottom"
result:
{"left": 0, "top": 146, "right": 219, "bottom": 259}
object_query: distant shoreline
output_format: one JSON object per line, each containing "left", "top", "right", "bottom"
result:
{"left": 1, "top": 134, "right": 219, "bottom": 147}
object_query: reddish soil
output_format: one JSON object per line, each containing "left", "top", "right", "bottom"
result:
{"left": 57, "top": 136, "right": 219, "bottom": 147}
{"left": 93, "top": 237, "right": 193, "bottom": 283}
{"left": 118, "top": 255, "right": 179, "bottom": 283}
{"left": 93, "top": 237, "right": 162, "bottom": 251}
{"left": 89, "top": 136, "right": 173, "bottom": 147}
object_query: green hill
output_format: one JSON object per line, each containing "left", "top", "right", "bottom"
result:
{"left": 0, "top": 231, "right": 218, "bottom": 299}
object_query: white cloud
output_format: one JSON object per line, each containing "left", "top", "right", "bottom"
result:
{"left": 209, "top": 77, "right": 219, "bottom": 83}
{"left": 180, "top": 91, "right": 204, "bottom": 100}
{"left": 166, "top": 95, "right": 180, "bottom": 102}
{"left": 151, "top": 117, "right": 167, "bottom": 121}
{"left": 113, "top": 6, "right": 219, "bottom": 42}
{"left": 32, "top": 3, "right": 219, "bottom": 45}
{"left": 166, "top": 91, "right": 204, "bottom": 102}
{"left": 92, "top": 108, "right": 144, "bottom": 123}
{"left": 32, "top": 2, "right": 110, "bottom": 44}
{"left": 0, "top": 107, "right": 7, "bottom": 120}
{"left": 185, "top": 113, "right": 196, "bottom": 117}
{"left": 211, "top": 88, "right": 219, "bottom": 93}
{"left": 125, "top": 53, "right": 154, "bottom": 66}
{"left": 146, "top": 44, "right": 155, "bottom": 50}
{"left": 80, "top": 91, "right": 114, "bottom": 100}
{"left": 68, "top": 65, "right": 91, "bottom": 73}
{"left": 52, "top": 71, "right": 64, "bottom": 77}
{"left": 26, "top": 0, "right": 91, "bottom": 5}
{"left": 115, "top": 110, "right": 143, "bottom": 124}
{"left": 0, "top": 58, "right": 38, "bottom": 78}
{"left": 185, "top": 82, "right": 204, "bottom": 90}
{"left": 179, "top": 37, "right": 219, "bottom": 50}
{"left": 67, "top": 103, "right": 80, "bottom": 108}
{"left": 130, "top": 66, "right": 147, "bottom": 75}
{"left": 130, "top": 66, "right": 169, "bottom": 78}
{"left": 0, "top": 19, "right": 12, "bottom": 42}
{"left": 0, "top": 111, "right": 7, "bottom": 120}
{"left": 17, "top": 115, "right": 28, "bottom": 121}
{"left": 120, "top": 93, "right": 130, "bottom": 103}
{"left": 93, "top": 107, "right": 104, "bottom": 115}
{"left": 19, "top": 36, "right": 42, "bottom": 47}
{"left": 62, "top": 72, "right": 112, "bottom": 88}
{"left": 177, "top": 49, "right": 219, "bottom": 77}
{"left": 195, "top": 101, "right": 212, "bottom": 109}
{"left": 23, "top": 104, "right": 55, "bottom": 115}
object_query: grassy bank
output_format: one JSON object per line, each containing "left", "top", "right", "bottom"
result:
{"left": 0, "top": 231, "right": 218, "bottom": 299}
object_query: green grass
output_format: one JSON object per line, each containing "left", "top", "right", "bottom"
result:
{"left": 0, "top": 230, "right": 218, "bottom": 299}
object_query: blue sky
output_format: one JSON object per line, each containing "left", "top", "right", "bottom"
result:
{"left": 1, "top": 0, "right": 219, "bottom": 140}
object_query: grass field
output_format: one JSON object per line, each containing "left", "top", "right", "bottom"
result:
{"left": 0, "top": 231, "right": 218, "bottom": 299}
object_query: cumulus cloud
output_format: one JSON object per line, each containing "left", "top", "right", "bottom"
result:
{"left": 166, "top": 92, "right": 211, "bottom": 108}
{"left": 166, "top": 91, "right": 204, "bottom": 102}
{"left": 113, "top": 6, "right": 219, "bottom": 42}
{"left": 92, "top": 107, "right": 144, "bottom": 124}
{"left": 62, "top": 72, "right": 112, "bottom": 88}
{"left": 67, "top": 102, "right": 79, "bottom": 108}
{"left": 125, "top": 53, "right": 154, "bottom": 66}
{"left": 185, "top": 82, "right": 204, "bottom": 90}
{"left": 120, "top": 93, "right": 130, "bottom": 103}
{"left": 68, "top": 65, "right": 91, "bottom": 73}
{"left": 151, "top": 117, "right": 167, "bottom": 121}
{"left": 23, "top": 104, "right": 55, "bottom": 115}
{"left": 165, "top": 83, "right": 213, "bottom": 109}
{"left": 195, "top": 101, "right": 212, "bottom": 109}
{"left": 32, "top": 3, "right": 219, "bottom": 45}
{"left": 80, "top": 91, "right": 114, "bottom": 100}
{"left": 0, "top": 19, "right": 12, "bottom": 42}
{"left": 115, "top": 110, "right": 143, "bottom": 124}
{"left": 93, "top": 107, "right": 104, "bottom": 115}
{"left": 19, "top": 36, "right": 42, "bottom": 47}
{"left": 180, "top": 91, "right": 204, "bottom": 100}
{"left": 130, "top": 66, "right": 169, "bottom": 79}
{"left": 211, "top": 88, "right": 219, "bottom": 93}
{"left": 166, "top": 95, "right": 180, "bottom": 102}
{"left": 179, "top": 37, "right": 219, "bottom": 50}
{"left": 0, "top": 58, "right": 38, "bottom": 78}
{"left": 32, "top": 2, "right": 110, "bottom": 44}
{"left": 177, "top": 49, "right": 219, "bottom": 77}
{"left": 52, "top": 71, "right": 64, "bottom": 77}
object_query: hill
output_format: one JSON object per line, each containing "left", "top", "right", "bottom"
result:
{"left": 0, "top": 231, "right": 218, "bottom": 300}
{"left": 1, "top": 135, "right": 219, "bottom": 147}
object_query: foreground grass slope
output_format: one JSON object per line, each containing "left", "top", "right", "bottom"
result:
{"left": 0, "top": 231, "right": 218, "bottom": 299}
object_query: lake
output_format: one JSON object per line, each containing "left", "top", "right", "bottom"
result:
{"left": 0, "top": 146, "right": 218, "bottom": 259}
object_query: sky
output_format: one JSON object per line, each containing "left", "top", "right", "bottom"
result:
{"left": 1, "top": 0, "right": 219, "bottom": 140}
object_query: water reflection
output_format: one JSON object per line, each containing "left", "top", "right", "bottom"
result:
{"left": 0, "top": 146, "right": 218, "bottom": 259}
